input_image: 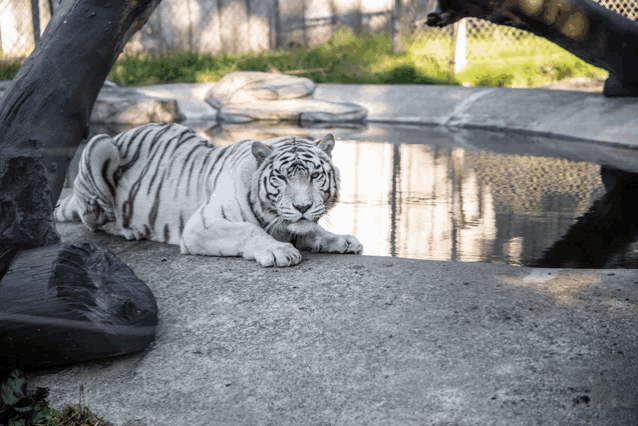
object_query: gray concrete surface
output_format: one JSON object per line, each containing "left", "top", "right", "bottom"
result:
{"left": 25, "top": 84, "right": 638, "bottom": 425}
{"left": 30, "top": 218, "right": 638, "bottom": 425}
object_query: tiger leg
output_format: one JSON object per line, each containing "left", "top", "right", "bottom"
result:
{"left": 180, "top": 196, "right": 302, "bottom": 267}
{"left": 71, "top": 135, "right": 120, "bottom": 231}
{"left": 53, "top": 193, "right": 81, "bottom": 223}
{"left": 293, "top": 223, "right": 363, "bottom": 254}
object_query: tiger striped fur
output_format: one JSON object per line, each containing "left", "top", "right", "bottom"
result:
{"left": 54, "top": 123, "right": 363, "bottom": 267}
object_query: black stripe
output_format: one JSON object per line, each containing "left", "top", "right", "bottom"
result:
{"left": 116, "top": 126, "right": 156, "bottom": 175}
{"left": 147, "top": 127, "right": 178, "bottom": 196}
{"left": 167, "top": 133, "right": 199, "bottom": 171}
{"left": 197, "top": 147, "right": 215, "bottom": 196}
{"left": 122, "top": 199, "right": 133, "bottom": 229}
{"left": 164, "top": 223, "right": 170, "bottom": 242}
{"left": 101, "top": 159, "right": 116, "bottom": 197}
{"left": 116, "top": 124, "right": 153, "bottom": 158}
{"left": 181, "top": 143, "right": 207, "bottom": 197}
{"left": 148, "top": 170, "right": 165, "bottom": 232}
{"left": 209, "top": 145, "right": 239, "bottom": 194}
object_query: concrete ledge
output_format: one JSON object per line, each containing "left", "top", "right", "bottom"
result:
{"left": 313, "top": 84, "right": 638, "bottom": 150}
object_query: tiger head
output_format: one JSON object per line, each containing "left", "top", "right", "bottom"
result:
{"left": 250, "top": 134, "right": 339, "bottom": 235}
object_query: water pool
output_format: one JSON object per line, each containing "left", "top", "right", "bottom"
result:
{"left": 65, "top": 122, "right": 638, "bottom": 268}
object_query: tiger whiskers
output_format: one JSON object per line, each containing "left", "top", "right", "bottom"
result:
{"left": 264, "top": 216, "right": 287, "bottom": 235}
{"left": 319, "top": 211, "right": 336, "bottom": 229}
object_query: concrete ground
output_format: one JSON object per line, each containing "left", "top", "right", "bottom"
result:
{"left": 27, "top": 83, "right": 638, "bottom": 425}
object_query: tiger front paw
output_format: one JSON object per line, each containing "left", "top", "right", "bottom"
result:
{"left": 251, "top": 242, "right": 303, "bottom": 267}
{"left": 309, "top": 233, "right": 363, "bottom": 254}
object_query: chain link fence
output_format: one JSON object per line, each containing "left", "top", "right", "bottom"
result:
{"left": 0, "top": 0, "right": 52, "bottom": 58}
{"left": 413, "top": 0, "right": 637, "bottom": 74}
{"left": 0, "top": 0, "right": 636, "bottom": 71}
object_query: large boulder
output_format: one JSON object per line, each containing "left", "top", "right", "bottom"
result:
{"left": 205, "top": 72, "right": 316, "bottom": 108}
{"left": 205, "top": 71, "right": 367, "bottom": 124}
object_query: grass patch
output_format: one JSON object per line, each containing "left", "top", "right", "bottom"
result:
{"left": 0, "top": 28, "right": 607, "bottom": 88}
{"left": 0, "top": 58, "right": 23, "bottom": 81}
{"left": 107, "top": 28, "right": 454, "bottom": 86}
{"left": 1, "top": 370, "right": 113, "bottom": 426}
{"left": 455, "top": 35, "right": 607, "bottom": 87}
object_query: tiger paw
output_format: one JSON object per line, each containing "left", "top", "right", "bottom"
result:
{"left": 310, "top": 234, "right": 363, "bottom": 254}
{"left": 251, "top": 242, "right": 303, "bottom": 267}
{"left": 80, "top": 196, "right": 109, "bottom": 231}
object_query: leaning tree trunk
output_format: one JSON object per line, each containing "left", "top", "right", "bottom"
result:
{"left": 0, "top": 0, "right": 162, "bottom": 373}
{"left": 425, "top": 0, "right": 638, "bottom": 97}
{"left": 0, "top": 0, "right": 161, "bottom": 252}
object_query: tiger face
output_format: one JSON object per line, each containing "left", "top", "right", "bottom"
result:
{"left": 250, "top": 134, "right": 339, "bottom": 235}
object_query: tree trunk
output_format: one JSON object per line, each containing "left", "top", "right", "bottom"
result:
{"left": 0, "top": 0, "right": 162, "bottom": 251}
{"left": 0, "top": 0, "right": 163, "bottom": 371}
{"left": 425, "top": 0, "right": 638, "bottom": 96}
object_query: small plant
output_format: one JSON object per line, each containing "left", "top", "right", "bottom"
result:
{"left": 0, "top": 370, "right": 112, "bottom": 426}
{"left": 1, "top": 370, "right": 55, "bottom": 425}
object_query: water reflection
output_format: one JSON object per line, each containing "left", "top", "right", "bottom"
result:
{"left": 67, "top": 123, "right": 638, "bottom": 267}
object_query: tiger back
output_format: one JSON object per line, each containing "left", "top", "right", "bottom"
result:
{"left": 55, "top": 122, "right": 363, "bottom": 267}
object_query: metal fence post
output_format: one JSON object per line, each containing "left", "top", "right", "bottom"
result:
{"left": 392, "top": 0, "right": 401, "bottom": 53}
{"left": 273, "top": 0, "right": 281, "bottom": 49}
{"left": 454, "top": 19, "right": 468, "bottom": 74}
{"left": 31, "top": 0, "right": 40, "bottom": 44}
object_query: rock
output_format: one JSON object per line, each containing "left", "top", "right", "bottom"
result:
{"left": 205, "top": 71, "right": 367, "bottom": 124}
{"left": 0, "top": 80, "right": 183, "bottom": 125}
{"left": 92, "top": 84, "right": 183, "bottom": 124}
{"left": 218, "top": 98, "right": 368, "bottom": 124}
{"left": 0, "top": 242, "right": 159, "bottom": 371}
{"left": 205, "top": 71, "right": 316, "bottom": 109}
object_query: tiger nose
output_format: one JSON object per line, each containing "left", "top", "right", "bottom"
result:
{"left": 294, "top": 203, "right": 311, "bottom": 214}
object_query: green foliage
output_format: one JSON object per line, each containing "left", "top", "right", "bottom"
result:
{"left": 0, "top": 59, "right": 22, "bottom": 80}
{"left": 105, "top": 28, "right": 454, "bottom": 86}
{"left": 0, "top": 28, "right": 608, "bottom": 88}
{"left": 0, "top": 370, "right": 55, "bottom": 426}
{"left": 453, "top": 36, "right": 607, "bottom": 87}
{"left": 0, "top": 370, "right": 112, "bottom": 426}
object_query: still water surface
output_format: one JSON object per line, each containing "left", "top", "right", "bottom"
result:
{"left": 66, "top": 122, "right": 638, "bottom": 267}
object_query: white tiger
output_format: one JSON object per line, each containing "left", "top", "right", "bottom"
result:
{"left": 54, "top": 123, "right": 363, "bottom": 267}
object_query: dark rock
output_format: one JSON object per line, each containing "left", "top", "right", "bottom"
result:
{"left": 0, "top": 242, "right": 158, "bottom": 372}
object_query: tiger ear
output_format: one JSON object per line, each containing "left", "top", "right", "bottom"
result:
{"left": 252, "top": 141, "right": 272, "bottom": 166}
{"left": 315, "top": 133, "right": 335, "bottom": 158}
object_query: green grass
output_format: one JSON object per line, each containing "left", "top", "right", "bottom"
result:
{"left": 0, "top": 58, "right": 22, "bottom": 80}
{"left": 0, "top": 28, "right": 608, "bottom": 88}
{"left": 107, "top": 28, "right": 454, "bottom": 86}
{"left": 454, "top": 35, "right": 608, "bottom": 87}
